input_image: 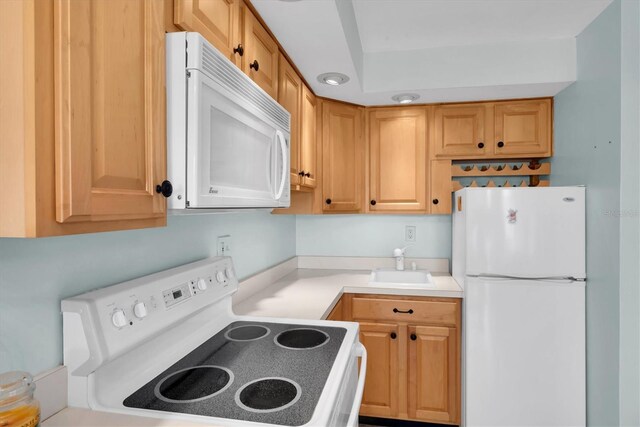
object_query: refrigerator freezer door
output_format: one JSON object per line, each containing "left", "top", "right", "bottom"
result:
{"left": 463, "top": 187, "right": 585, "bottom": 278}
{"left": 464, "top": 276, "right": 586, "bottom": 427}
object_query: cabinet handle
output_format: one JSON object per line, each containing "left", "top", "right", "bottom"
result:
{"left": 410, "top": 333, "right": 417, "bottom": 341}
{"left": 155, "top": 180, "right": 173, "bottom": 198}
{"left": 432, "top": 199, "right": 439, "bottom": 205}
{"left": 393, "top": 308, "right": 414, "bottom": 314}
{"left": 497, "top": 141, "right": 505, "bottom": 148}
{"left": 390, "top": 332, "right": 397, "bottom": 340}
{"left": 233, "top": 44, "right": 244, "bottom": 56}
{"left": 370, "top": 200, "right": 376, "bottom": 206}
{"left": 325, "top": 198, "right": 332, "bottom": 205}
{"left": 298, "top": 171, "right": 305, "bottom": 176}
{"left": 304, "top": 172, "right": 311, "bottom": 178}
{"left": 477, "top": 142, "right": 485, "bottom": 148}
{"left": 249, "top": 60, "right": 259, "bottom": 71}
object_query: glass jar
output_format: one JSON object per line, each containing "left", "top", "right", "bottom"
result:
{"left": 0, "top": 371, "right": 40, "bottom": 427}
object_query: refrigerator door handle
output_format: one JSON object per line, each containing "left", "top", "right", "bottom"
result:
{"left": 472, "top": 274, "right": 586, "bottom": 283}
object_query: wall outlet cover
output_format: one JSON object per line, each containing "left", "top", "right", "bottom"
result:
{"left": 405, "top": 226, "right": 416, "bottom": 242}
{"left": 217, "top": 235, "right": 232, "bottom": 256}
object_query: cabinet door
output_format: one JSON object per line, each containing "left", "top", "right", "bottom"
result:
{"left": 278, "top": 54, "right": 302, "bottom": 186}
{"left": 433, "top": 104, "right": 487, "bottom": 158}
{"left": 242, "top": 6, "right": 279, "bottom": 99}
{"left": 408, "top": 325, "right": 459, "bottom": 424}
{"left": 54, "top": 0, "right": 166, "bottom": 224}
{"left": 322, "top": 102, "right": 364, "bottom": 212}
{"left": 359, "top": 322, "right": 400, "bottom": 418}
{"left": 368, "top": 108, "right": 427, "bottom": 212}
{"left": 174, "top": 0, "right": 241, "bottom": 66}
{"left": 494, "top": 99, "right": 551, "bottom": 157}
{"left": 430, "top": 160, "right": 452, "bottom": 214}
{"left": 300, "top": 85, "right": 317, "bottom": 189}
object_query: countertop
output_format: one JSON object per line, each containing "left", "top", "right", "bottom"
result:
{"left": 234, "top": 268, "right": 463, "bottom": 320}
{"left": 44, "top": 263, "right": 462, "bottom": 426}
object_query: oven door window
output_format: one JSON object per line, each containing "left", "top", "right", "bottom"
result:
{"left": 186, "top": 70, "right": 286, "bottom": 208}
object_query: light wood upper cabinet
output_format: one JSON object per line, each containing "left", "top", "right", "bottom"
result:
{"left": 368, "top": 108, "right": 427, "bottom": 212}
{"left": 429, "top": 159, "right": 452, "bottom": 214}
{"left": 408, "top": 325, "right": 459, "bottom": 424}
{"left": 322, "top": 101, "right": 364, "bottom": 212}
{"left": 433, "top": 104, "right": 488, "bottom": 158}
{"left": 174, "top": 0, "right": 242, "bottom": 66}
{"left": 241, "top": 5, "right": 279, "bottom": 98}
{"left": 494, "top": 99, "right": 552, "bottom": 157}
{"left": 278, "top": 54, "right": 302, "bottom": 186}
{"left": 359, "top": 322, "right": 400, "bottom": 419}
{"left": 54, "top": 0, "right": 166, "bottom": 225}
{"left": 1, "top": 0, "right": 167, "bottom": 237}
{"left": 300, "top": 85, "right": 317, "bottom": 189}
{"left": 433, "top": 99, "right": 552, "bottom": 160}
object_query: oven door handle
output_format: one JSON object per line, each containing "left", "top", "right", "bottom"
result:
{"left": 274, "top": 130, "right": 287, "bottom": 200}
{"left": 346, "top": 342, "right": 367, "bottom": 427}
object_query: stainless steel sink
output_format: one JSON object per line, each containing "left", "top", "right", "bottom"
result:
{"left": 369, "top": 268, "right": 434, "bottom": 287}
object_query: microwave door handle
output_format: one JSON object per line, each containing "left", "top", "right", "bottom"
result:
{"left": 274, "top": 130, "right": 287, "bottom": 200}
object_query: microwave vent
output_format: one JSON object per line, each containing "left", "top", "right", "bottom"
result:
{"left": 199, "top": 41, "right": 290, "bottom": 131}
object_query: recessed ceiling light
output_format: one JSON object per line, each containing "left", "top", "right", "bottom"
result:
{"left": 392, "top": 93, "right": 420, "bottom": 104}
{"left": 317, "top": 72, "right": 350, "bottom": 86}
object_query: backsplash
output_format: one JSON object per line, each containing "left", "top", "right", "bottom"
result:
{"left": 0, "top": 211, "right": 296, "bottom": 374}
{"left": 296, "top": 215, "right": 452, "bottom": 259}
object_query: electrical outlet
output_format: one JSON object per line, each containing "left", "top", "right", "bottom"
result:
{"left": 405, "top": 226, "right": 416, "bottom": 242}
{"left": 217, "top": 235, "right": 232, "bottom": 256}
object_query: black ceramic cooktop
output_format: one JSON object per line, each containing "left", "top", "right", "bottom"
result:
{"left": 123, "top": 321, "right": 347, "bottom": 426}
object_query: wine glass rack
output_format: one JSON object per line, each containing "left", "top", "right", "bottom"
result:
{"left": 450, "top": 159, "right": 550, "bottom": 191}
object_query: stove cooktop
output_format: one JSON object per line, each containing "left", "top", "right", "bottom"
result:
{"left": 123, "top": 321, "right": 347, "bottom": 426}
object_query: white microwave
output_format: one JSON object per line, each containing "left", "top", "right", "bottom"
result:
{"left": 166, "top": 32, "right": 290, "bottom": 210}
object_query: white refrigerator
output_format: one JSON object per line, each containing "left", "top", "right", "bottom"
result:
{"left": 453, "top": 187, "right": 586, "bottom": 427}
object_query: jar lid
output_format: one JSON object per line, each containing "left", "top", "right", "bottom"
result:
{"left": 0, "top": 371, "right": 34, "bottom": 404}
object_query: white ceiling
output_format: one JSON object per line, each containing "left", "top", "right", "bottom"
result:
{"left": 353, "top": 0, "right": 614, "bottom": 52}
{"left": 251, "top": 0, "right": 613, "bottom": 106}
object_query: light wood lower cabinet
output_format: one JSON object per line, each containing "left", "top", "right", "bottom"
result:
{"left": 408, "top": 325, "right": 459, "bottom": 423}
{"left": 359, "top": 322, "right": 400, "bottom": 418}
{"left": 331, "top": 293, "right": 461, "bottom": 425}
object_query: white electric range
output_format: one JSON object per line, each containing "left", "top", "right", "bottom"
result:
{"left": 62, "top": 257, "right": 366, "bottom": 427}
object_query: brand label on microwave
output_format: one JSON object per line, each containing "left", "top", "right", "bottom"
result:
{"left": 209, "top": 187, "right": 219, "bottom": 194}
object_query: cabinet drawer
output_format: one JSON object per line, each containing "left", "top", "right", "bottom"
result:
{"left": 351, "top": 297, "right": 459, "bottom": 326}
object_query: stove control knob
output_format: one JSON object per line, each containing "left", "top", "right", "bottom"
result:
{"left": 133, "top": 302, "right": 147, "bottom": 319}
{"left": 225, "top": 268, "right": 235, "bottom": 279}
{"left": 111, "top": 309, "right": 127, "bottom": 328}
{"left": 197, "top": 278, "right": 208, "bottom": 291}
{"left": 216, "top": 271, "right": 226, "bottom": 283}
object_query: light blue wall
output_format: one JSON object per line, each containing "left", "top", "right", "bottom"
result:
{"left": 296, "top": 215, "right": 451, "bottom": 260}
{"left": 0, "top": 212, "right": 296, "bottom": 375}
{"left": 619, "top": 1, "right": 640, "bottom": 424}
{"left": 552, "top": 1, "right": 623, "bottom": 425}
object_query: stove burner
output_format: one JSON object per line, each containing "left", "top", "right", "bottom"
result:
{"left": 235, "top": 377, "right": 301, "bottom": 413}
{"left": 275, "top": 328, "right": 330, "bottom": 350}
{"left": 154, "top": 366, "right": 233, "bottom": 403}
{"left": 224, "top": 325, "right": 271, "bottom": 342}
